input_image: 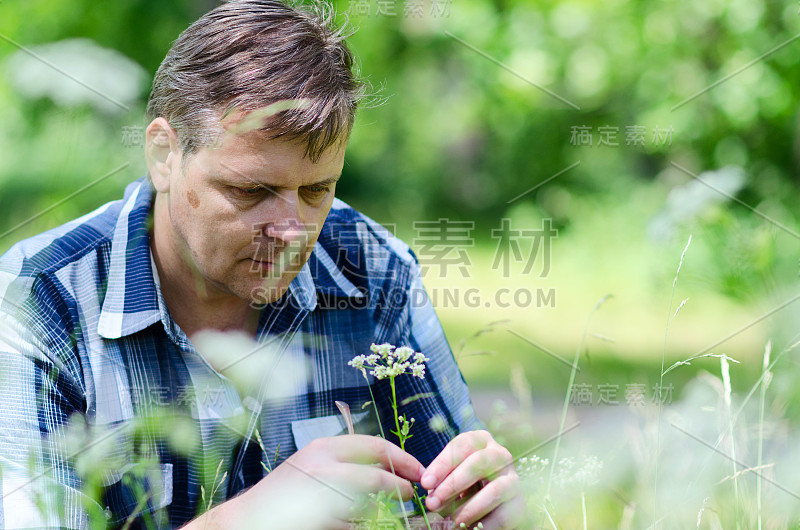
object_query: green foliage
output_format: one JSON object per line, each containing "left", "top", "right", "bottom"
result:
{"left": 2, "top": 3, "right": 800, "bottom": 525}
{"left": 0, "top": 0, "right": 798, "bottom": 301}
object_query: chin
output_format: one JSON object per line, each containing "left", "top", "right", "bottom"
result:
{"left": 247, "top": 283, "right": 290, "bottom": 307}
{"left": 239, "top": 271, "right": 292, "bottom": 302}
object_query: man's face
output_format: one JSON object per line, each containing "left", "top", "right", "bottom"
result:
{"left": 158, "top": 127, "right": 344, "bottom": 305}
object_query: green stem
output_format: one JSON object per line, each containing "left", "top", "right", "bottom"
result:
{"left": 412, "top": 486, "right": 431, "bottom": 529}
{"left": 365, "top": 381, "right": 411, "bottom": 529}
{"left": 582, "top": 490, "right": 587, "bottom": 530}
{"left": 390, "top": 375, "right": 431, "bottom": 530}
{"left": 390, "top": 377, "right": 403, "bottom": 451}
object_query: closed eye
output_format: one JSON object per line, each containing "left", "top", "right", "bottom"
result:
{"left": 303, "top": 184, "right": 330, "bottom": 194}
{"left": 300, "top": 184, "right": 334, "bottom": 203}
{"left": 230, "top": 186, "right": 266, "bottom": 199}
{"left": 303, "top": 174, "right": 339, "bottom": 198}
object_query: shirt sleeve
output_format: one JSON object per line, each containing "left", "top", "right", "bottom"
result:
{"left": 0, "top": 276, "right": 97, "bottom": 529}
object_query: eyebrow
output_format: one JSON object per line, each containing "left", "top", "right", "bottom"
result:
{"left": 310, "top": 174, "right": 342, "bottom": 187}
{"left": 216, "top": 161, "right": 341, "bottom": 189}
{"left": 251, "top": 174, "right": 342, "bottom": 189}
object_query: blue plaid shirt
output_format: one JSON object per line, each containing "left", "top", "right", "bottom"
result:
{"left": 0, "top": 178, "right": 481, "bottom": 528}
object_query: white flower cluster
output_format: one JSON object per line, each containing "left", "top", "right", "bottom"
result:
{"left": 516, "top": 455, "right": 551, "bottom": 478}
{"left": 551, "top": 455, "right": 603, "bottom": 490}
{"left": 348, "top": 343, "right": 430, "bottom": 380}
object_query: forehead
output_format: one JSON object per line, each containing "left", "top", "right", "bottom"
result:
{"left": 190, "top": 128, "right": 346, "bottom": 185}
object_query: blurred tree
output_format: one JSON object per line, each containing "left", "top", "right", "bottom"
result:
{"left": 0, "top": 0, "right": 798, "bottom": 298}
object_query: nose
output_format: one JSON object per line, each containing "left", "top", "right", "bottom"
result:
{"left": 260, "top": 190, "right": 307, "bottom": 247}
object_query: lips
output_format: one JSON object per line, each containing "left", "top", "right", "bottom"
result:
{"left": 247, "top": 245, "right": 305, "bottom": 270}
{"left": 250, "top": 258, "right": 274, "bottom": 267}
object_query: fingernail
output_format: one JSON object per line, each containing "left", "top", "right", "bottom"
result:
{"left": 426, "top": 496, "right": 441, "bottom": 511}
{"left": 421, "top": 473, "right": 436, "bottom": 489}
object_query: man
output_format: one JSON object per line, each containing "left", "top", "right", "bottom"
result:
{"left": 0, "top": 1, "right": 524, "bottom": 528}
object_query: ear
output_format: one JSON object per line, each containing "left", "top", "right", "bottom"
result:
{"left": 145, "top": 118, "right": 182, "bottom": 193}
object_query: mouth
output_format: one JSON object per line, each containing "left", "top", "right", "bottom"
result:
{"left": 249, "top": 258, "right": 275, "bottom": 272}
{"left": 247, "top": 246, "right": 307, "bottom": 272}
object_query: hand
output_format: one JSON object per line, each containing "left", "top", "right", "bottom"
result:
{"left": 228, "top": 434, "right": 426, "bottom": 529}
{"left": 421, "top": 430, "right": 525, "bottom": 529}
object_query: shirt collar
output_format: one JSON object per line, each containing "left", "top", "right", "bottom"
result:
{"left": 97, "top": 179, "right": 161, "bottom": 339}
{"left": 98, "top": 178, "right": 364, "bottom": 340}
{"left": 305, "top": 239, "right": 366, "bottom": 301}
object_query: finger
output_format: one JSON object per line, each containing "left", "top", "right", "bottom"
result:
{"left": 372, "top": 446, "right": 425, "bottom": 484}
{"left": 421, "top": 431, "right": 491, "bottom": 491}
{"left": 462, "top": 492, "right": 527, "bottom": 530}
{"left": 336, "top": 463, "right": 416, "bottom": 501}
{"left": 331, "top": 435, "right": 426, "bottom": 482}
{"left": 451, "top": 472, "right": 522, "bottom": 528}
{"left": 426, "top": 450, "right": 511, "bottom": 512}
{"left": 273, "top": 480, "right": 369, "bottom": 529}
{"left": 430, "top": 482, "right": 482, "bottom": 519}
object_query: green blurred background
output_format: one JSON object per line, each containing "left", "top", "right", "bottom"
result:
{"left": 1, "top": 0, "right": 800, "bottom": 404}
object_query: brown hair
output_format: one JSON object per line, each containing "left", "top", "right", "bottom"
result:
{"left": 146, "top": 0, "right": 365, "bottom": 161}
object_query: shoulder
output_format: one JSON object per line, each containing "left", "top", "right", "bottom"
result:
{"left": 0, "top": 179, "right": 145, "bottom": 352}
{"left": 314, "top": 198, "right": 420, "bottom": 293}
{"left": 322, "top": 198, "right": 418, "bottom": 265}
{"left": 0, "top": 197, "right": 121, "bottom": 320}
{"left": 1, "top": 206, "right": 116, "bottom": 281}
{"left": 0, "top": 181, "right": 138, "bottom": 280}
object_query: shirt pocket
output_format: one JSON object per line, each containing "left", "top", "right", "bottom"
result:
{"left": 291, "top": 411, "right": 372, "bottom": 451}
{"left": 101, "top": 462, "right": 173, "bottom": 528}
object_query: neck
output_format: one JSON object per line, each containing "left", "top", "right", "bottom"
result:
{"left": 150, "top": 196, "right": 259, "bottom": 338}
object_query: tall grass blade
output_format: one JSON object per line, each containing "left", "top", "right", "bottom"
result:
{"left": 757, "top": 340, "right": 772, "bottom": 530}
{"left": 655, "top": 234, "right": 691, "bottom": 529}
{"left": 720, "top": 356, "right": 740, "bottom": 528}
{"left": 547, "top": 294, "right": 612, "bottom": 497}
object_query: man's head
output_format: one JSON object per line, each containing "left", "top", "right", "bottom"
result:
{"left": 146, "top": 0, "right": 363, "bottom": 161}
{"left": 144, "top": 0, "right": 363, "bottom": 308}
